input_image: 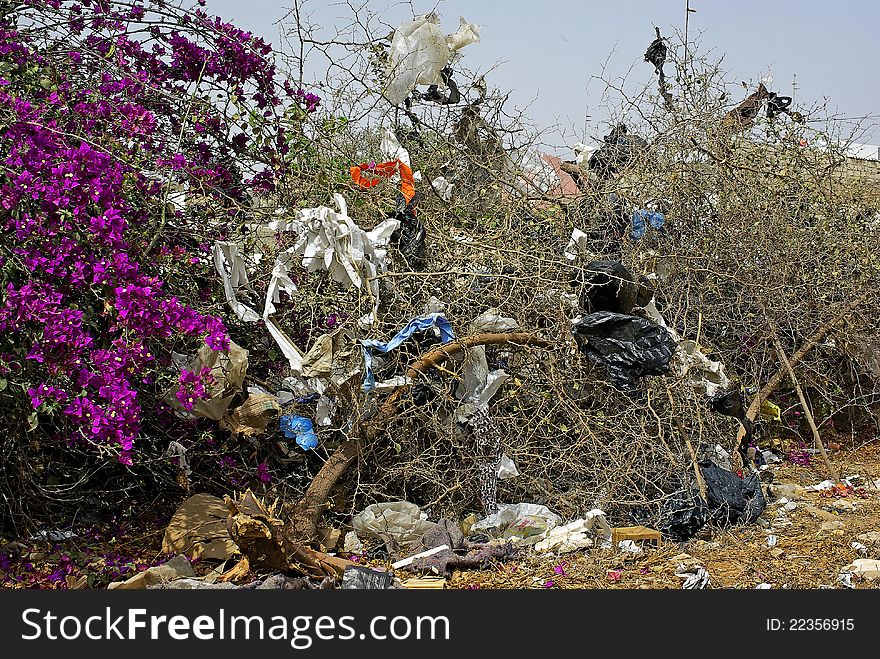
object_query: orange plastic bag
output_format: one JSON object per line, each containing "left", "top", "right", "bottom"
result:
{"left": 350, "top": 159, "right": 415, "bottom": 204}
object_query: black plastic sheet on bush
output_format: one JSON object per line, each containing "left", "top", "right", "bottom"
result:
{"left": 572, "top": 311, "right": 677, "bottom": 391}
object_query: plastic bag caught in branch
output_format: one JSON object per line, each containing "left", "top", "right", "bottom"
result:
{"left": 213, "top": 242, "right": 260, "bottom": 322}
{"left": 360, "top": 313, "right": 454, "bottom": 392}
{"left": 383, "top": 13, "right": 480, "bottom": 106}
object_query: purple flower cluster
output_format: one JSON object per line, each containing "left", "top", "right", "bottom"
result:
{"left": 0, "top": 1, "right": 296, "bottom": 464}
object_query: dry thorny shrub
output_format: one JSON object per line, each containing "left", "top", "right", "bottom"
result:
{"left": 230, "top": 16, "right": 880, "bottom": 530}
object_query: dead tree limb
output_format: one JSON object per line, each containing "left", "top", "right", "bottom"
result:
{"left": 734, "top": 294, "right": 866, "bottom": 454}
{"left": 290, "top": 332, "right": 554, "bottom": 546}
{"left": 771, "top": 331, "right": 841, "bottom": 483}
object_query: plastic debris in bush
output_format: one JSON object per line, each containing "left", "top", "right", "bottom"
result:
{"left": 360, "top": 313, "right": 454, "bottom": 392}
{"left": 587, "top": 123, "right": 648, "bottom": 180}
{"left": 575, "top": 260, "right": 654, "bottom": 314}
{"left": 630, "top": 208, "right": 665, "bottom": 240}
{"left": 658, "top": 460, "right": 766, "bottom": 542}
{"left": 279, "top": 415, "right": 319, "bottom": 450}
{"left": 471, "top": 503, "right": 562, "bottom": 544}
{"left": 572, "top": 311, "right": 677, "bottom": 391}
{"left": 383, "top": 13, "right": 480, "bottom": 106}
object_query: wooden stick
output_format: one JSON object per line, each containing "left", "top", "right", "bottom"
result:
{"left": 770, "top": 331, "right": 841, "bottom": 484}
{"left": 667, "top": 388, "right": 708, "bottom": 500}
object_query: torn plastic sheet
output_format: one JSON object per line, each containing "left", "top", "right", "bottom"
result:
{"left": 360, "top": 313, "right": 454, "bottom": 392}
{"left": 564, "top": 228, "right": 593, "bottom": 261}
{"left": 380, "top": 127, "right": 412, "bottom": 169}
{"left": 350, "top": 159, "right": 416, "bottom": 205}
{"left": 213, "top": 242, "right": 260, "bottom": 322}
{"left": 534, "top": 520, "right": 594, "bottom": 553}
{"left": 383, "top": 14, "right": 480, "bottom": 106}
{"left": 431, "top": 175, "right": 454, "bottom": 202}
{"left": 496, "top": 452, "right": 519, "bottom": 480}
{"left": 630, "top": 209, "right": 665, "bottom": 240}
{"left": 676, "top": 564, "right": 710, "bottom": 589}
{"left": 471, "top": 503, "right": 562, "bottom": 544}
{"left": 643, "top": 299, "right": 732, "bottom": 399}
{"left": 293, "top": 194, "right": 399, "bottom": 328}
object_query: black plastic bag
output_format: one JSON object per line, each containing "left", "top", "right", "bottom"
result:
{"left": 701, "top": 460, "right": 766, "bottom": 526}
{"left": 658, "top": 461, "right": 766, "bottom": 542}
{"left": 588, "top": 124, "right": 648, "bottom": 180}
{"left": 575, "top": 260, "right": 654, "bottom": 314}
{"left": 644, "top": 31, "right": 666, "bottom": 74}
{"left": 391, "top": 192, "right": 426, "bottom": 270}
{"left": 572, "top": 311, "right": 677, "bottom": 391}
{"left": 708, "top": 384, "right": 755, "bottom": 463}
{"left": 658, "top": 488, "right": 711, "bottom": 542}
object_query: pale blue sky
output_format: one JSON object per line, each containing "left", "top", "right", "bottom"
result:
{"left": 203, "top": 0, "right": 880, "bottom": 154}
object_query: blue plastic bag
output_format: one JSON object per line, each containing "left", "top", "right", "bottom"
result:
{"left": 630, "top": 209, "right": 665, "bottom": 240}
{"left": 280, "top": 415, "right": 318, "bottom": 450}
{"left": 360, "top": 313, "right": 455, "bottom": 392}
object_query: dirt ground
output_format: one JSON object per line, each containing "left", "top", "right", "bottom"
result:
{"left": 3, "top": 440, "right": 879, "bottom": 589}
{"left": 444, "top": 440, "right": 880, "bottom": 589}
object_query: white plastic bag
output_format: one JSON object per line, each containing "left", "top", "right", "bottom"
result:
{"left": 352, "top": 501, "right": 435, "bottom": 544}
{"left": 384, "top": 14, "right": 480, "bottom": 106}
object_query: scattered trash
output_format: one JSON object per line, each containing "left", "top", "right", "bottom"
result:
{"left": 408, "top": 543, "right": 516, "bottom": 576}
{"left": 611, "top": 526, "right": 662, "bottom": 548}
{"left": 161, "top": 493, "right": 239, "bottom": 562}
{"left": 576, "top": 260, "right": 654, "bottom": 314}
{"left": 572, "top": 311, "right": 677, "bottom": 391}
{"left": 220, "top": 393, "right": 280, "bottom": 437}
{"left": 842, "top": 559, "right": 880, "bottom": 581}
{"left": 108, "top": 554, "right": 196, "bottom": 590}
{"left": 351, "top": 501, "right": 435, "bottom": 545}
{"left": 341, "top": 565, "right": 394, "bottom": 590}
{"left": 29, "top": 530, "right": 77, "bottom": 542}
{"left": 760, "top": 400, "right": 782, "bottom": 422}
{"left": 469, "top": 308, "right": 519, "bottom": 334}
{"left": 820, "top": 520, "right": 845, "bottom": 532}
{"left": 659, "top": 460, "right": 765, "bottom": 541}
{"left": 401, "top": 576, "right": 446, "bottom": 589}
{"left": 856, "top": 531, "right": 880, "bottom": 546}
{"left": 755, "top": 583, "right": 773, "bottom": 589}
{"left": 588, "top": 123, "right": 648, "bottom": 180}
{"left": 343, "top": 531, "right": 364, "bottom": 554}
{"left": 630, "top": 208, "right": 665, "bottom": 240}
{"left": 676, "top": 564, "right": 710, "bottom": 589}
{"left": 767, "top": 534, "right": 778, "bottom": 547}
{"left": 851, "top": 541, "right": 868, "bottom": 554}
{"left": 831, "top": 500, "right": 857, "bottom": 512}
{"left": 534, "top": 520, "right": 594, "bottom": 553}
{"left": 606, "top": 569, "right": 623, "bottom": 582}
{"left": 471, "top": 503, "right": 562, "bottom": 544}
{"left": 496, "top": 453, "right": 519, "bottom": 480}
{"left": 618, "top": 540, "right": 643, "bottom": 555}
{"left": 392, "top": 544, "right": 450, "bottom": 569}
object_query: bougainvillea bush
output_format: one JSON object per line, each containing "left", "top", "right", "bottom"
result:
{"left": 0, "top": 0, "right": 311, "bottom": 528}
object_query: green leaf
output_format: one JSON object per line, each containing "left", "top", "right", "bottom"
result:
{"left": 0, "top": 378, "right": 6, "bottom": 391}
{"left": 27, "top": 412, "right": 38, "bottom": 432}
